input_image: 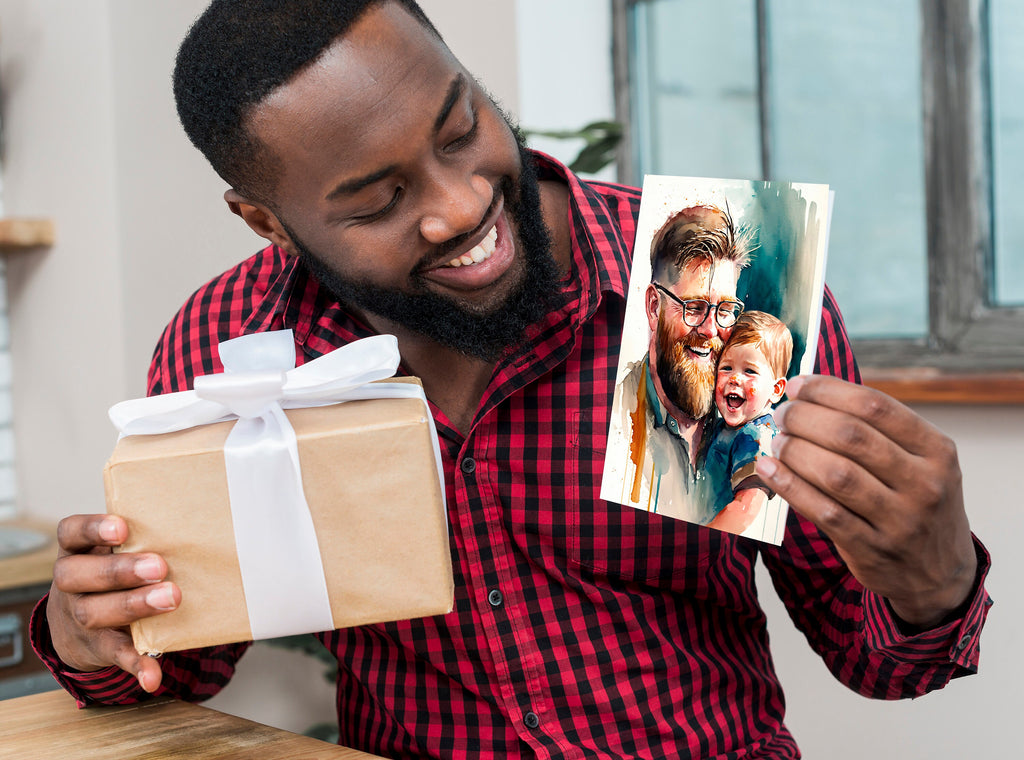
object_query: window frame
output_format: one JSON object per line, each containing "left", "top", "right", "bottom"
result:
{"left": 612, "top": 0, "right": 1024, "bottom": 401}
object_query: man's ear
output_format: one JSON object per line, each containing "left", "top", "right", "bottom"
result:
{"left": 224, "top": 189, "right": 297, "bottom": 256}
{"left": 644, "top": 283, "right": 661, "bottom": 333}
{"left": 771, "top": 376, "right": 788, "bottom": 404}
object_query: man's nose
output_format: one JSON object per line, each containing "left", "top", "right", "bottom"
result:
{"left": 693, "top": 311, "right": 717, "bottom": 339}
{"left": 419, "top": 171, "right": 493, "bottom": 245}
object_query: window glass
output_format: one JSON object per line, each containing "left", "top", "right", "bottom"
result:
{"left": 629, "top": 0, "right": 760, "bottom": 179}
{"left": 767, "top": 2, "right": 927, "bottom": 338}
{"left": 990, "top": 0, "right": 1024, "bottom": 306}
{"left": 628, "top": 0, "right": 929, "bottom": 339}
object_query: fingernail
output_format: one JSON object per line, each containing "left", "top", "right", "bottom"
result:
{"left": 98, "top": 518, "right": 120, "bottom": 542}
{"left": 787, "top": 375, "right": 806, "bottom": 397}
{"left": 756, "top": 456, "right": 778, "bottom": 479}
{"left": 135, "top": 557, "right": 164, "bottom": 583}
{"left": 146, "top": 585, "right": 177, "bottom": 611}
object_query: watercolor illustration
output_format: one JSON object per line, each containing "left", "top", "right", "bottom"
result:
{"left": 601, "top": 176, "right": 831, "bottom": 545}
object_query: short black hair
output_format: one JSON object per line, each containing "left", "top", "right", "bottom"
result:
{"left": 173, "top": 0, "right": 440, "bottom": 204}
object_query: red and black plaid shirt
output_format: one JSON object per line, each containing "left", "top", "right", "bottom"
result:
{"left": 33, "top": 153, "right": 991, "bottom": 758}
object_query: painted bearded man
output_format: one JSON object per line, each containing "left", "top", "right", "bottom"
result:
{"left": 614, "top": 204, "right": 751, "bottom": 522}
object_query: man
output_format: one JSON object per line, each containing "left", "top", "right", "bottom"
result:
{"left": 34, "top": 1, "right": 990, "bottom": 758}
{"left": 612, "top": 204, "right": 751, "bottom": 523}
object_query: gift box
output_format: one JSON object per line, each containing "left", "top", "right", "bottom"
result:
{"left": 103, "top": 332, "right": 453, "bottom": 655}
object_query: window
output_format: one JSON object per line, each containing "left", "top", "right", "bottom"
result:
{"left": 990, "top": 0, "right": 1024, "bottom": 307}
{"left": 613, "top": 0, "right": 1024, "bottom": 388}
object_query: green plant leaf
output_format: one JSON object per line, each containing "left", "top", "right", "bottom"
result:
{"left": 570, "top": 136, "right": 622, "bottom": 174}
{"left": 263, "top": 634, "right": 336, "bottom": 682}
{"left": 523, "top": 120, "right": 623, "bottom": 175}
{"left": 304, "top": 721, "right": 340, "bottom": 743}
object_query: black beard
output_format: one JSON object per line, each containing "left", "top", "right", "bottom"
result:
{"left": 289, "top": 141, "right": 564, "bottom": 362}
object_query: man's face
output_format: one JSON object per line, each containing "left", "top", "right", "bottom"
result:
{"left": 648, "top": 259, "right": 740, "bottom": 420}
{"left": 243, "top": 3, "right": 560, "bottom": 359}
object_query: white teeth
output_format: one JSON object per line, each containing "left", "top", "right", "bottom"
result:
{"left": 446, "top": 225, "right": 498, "bottom": 268}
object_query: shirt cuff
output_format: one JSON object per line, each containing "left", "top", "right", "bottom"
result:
{"left": 861, "top": 535, "right": 993, "bottom": 672}
{"left": 29, "top": 594, "right": 149, "bottom": 707}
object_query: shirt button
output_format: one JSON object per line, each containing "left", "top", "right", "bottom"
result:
{"left": 667, "top": 417, "right": 678, "bottom": 432}
{"left": 487, "top": 589, "right": 503, "bottom": 607}
{"left": 956, "top": 634, "right": 972, "bottom": 651}
{"left": 524, "top": 711, "right": 540, "bottom": 729}
{"left": 460, "top": 457, "right": 476, "bottom": 474}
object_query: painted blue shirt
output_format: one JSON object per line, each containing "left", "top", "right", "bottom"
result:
{"left": 702, "top": 413, "right": 778, "bottom": 521}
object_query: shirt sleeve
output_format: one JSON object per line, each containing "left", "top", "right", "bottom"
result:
{"left": 29, "top": 595, "right": 251, "bottom": 708}
{"left": 758, "top": 286, "right": 994, "bottom": 698}
{"left": 728, "top": 421, "right": 774, "bottom": 490}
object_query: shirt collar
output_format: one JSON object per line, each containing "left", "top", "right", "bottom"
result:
{"left": 644, "top": 356, "right": 682, "bottom": 437}
{"left": 531, "top": 151, "right": 632, "bottom": 310}
{"left": 642, "top": 356, "right": 720, "bottom": 452}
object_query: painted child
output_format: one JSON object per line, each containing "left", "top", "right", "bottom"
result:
{"left": 702, "top": 311, "right": 792, "bottom": 536}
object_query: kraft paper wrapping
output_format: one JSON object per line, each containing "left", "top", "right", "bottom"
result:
{"left": 104, "top": 396, "right": 454, "bottom": 655}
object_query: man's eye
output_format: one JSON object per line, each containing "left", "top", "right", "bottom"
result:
{"left": 353, "top": 188, "right": 403, "bottom": 222}
{"left": 443, "top": 112, "right": 479, "bottom": 153}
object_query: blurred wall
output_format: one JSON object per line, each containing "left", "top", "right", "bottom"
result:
{"left": 0, "top": 0, "right": 261, "bottom": 523}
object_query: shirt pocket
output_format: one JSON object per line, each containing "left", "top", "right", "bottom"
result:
{"left": 566, "top": 411, "right": 726, "bottom": 590}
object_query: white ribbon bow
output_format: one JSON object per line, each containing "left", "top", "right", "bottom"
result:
{"left": 111, "top": 331, "right": 402, "bottom": 435}
{"left": 109, "top": 330, "right": 437, "bottom": 641}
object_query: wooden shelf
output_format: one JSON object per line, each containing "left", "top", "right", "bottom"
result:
{"left": 0, "top": 518, "right": 56, "bottom": 591}
{"left": 861, "top": 367, "right": 1024, "bottom": 405}
{"left": 0, "top": 218, "right": 54, "bottom": 249}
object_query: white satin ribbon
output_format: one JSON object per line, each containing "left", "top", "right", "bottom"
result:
{"left": 109, "top": 330, "right": 442, "bottom": 641}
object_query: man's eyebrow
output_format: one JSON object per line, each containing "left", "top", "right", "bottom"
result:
{"left": 325, "top": 75, "right": 467, "bottom": 203}
{"left": 326, "top": 164, "right": 398, "bottom": 202}
{"left": 434, "top": 74, "right": 467, "bottom": 134}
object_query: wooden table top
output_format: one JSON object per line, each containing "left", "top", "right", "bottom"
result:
{"left": 0, "top": 689, "right": 386, "bottom": 759}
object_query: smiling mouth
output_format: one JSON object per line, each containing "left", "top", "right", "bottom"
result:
{"left": 687, "top": 345, "right": 712, "bottom": 360}
{"left": 724, "top": 392, "right": 745, "bottom": 410}
{"left": 445, "top": 224, "right": 497, "bottom": 268}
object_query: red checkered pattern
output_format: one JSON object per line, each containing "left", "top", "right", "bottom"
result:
{"left": 32, "top": 153, "right": 991, "bottom": 759}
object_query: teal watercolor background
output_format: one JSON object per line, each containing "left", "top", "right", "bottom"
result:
{"left": 734, "top": 181, "right": 825, "bottom": 379}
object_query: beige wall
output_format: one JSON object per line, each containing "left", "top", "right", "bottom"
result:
{"left": 2, "top": 0, "right": 123, "bottom": 522}
{"left": 0, "top": 1, "right": 1016, "bottom": 755}
{"left": 0, "top": 0, "right": 259, "bottom": 522}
